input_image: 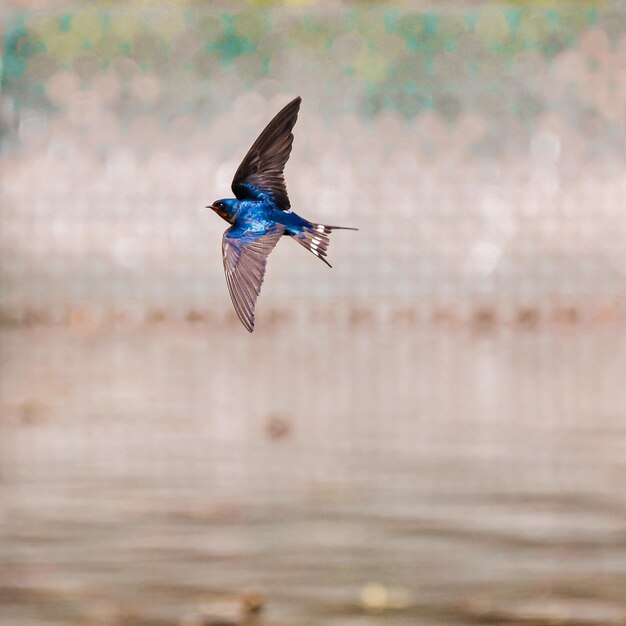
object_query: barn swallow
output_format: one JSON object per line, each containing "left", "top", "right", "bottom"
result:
{"left": 207, "top": 96, "right": 357, "bottom": 332}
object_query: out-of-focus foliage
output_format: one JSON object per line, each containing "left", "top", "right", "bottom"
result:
{"left": 3, "top": 4, "right": 626, "bottom": 128}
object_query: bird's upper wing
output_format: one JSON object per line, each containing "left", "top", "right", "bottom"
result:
{"left": 222, "top": 222, "right": 285, "bottom": 332}
{"left": 231, "top": 96, "right": 301, "bottom": 211}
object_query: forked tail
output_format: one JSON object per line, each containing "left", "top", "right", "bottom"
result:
{"left": 291, "top": 223, "right": 358, "bottom": 268}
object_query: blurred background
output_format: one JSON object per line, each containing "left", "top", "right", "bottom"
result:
{"left": 1, "top": 1, "right": 626, "bottom": 624}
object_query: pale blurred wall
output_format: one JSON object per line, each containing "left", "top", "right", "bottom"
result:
{"left": 1, "top": 2, "right": 625, "bottom": 327}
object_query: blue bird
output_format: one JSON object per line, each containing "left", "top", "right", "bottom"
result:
{"left": 207, "top": 96, "right": 357, "bottom": 332}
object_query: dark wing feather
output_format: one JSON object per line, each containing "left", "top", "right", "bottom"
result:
{"left": 231, "top": 96, "right": 301, "bottom": 211}
{"left": 222, "top": 223, "right": 285, "bottom": 332}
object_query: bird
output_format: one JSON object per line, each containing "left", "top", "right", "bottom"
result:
{"left": 207, "top": 96, "right": 357, "bottom": 332}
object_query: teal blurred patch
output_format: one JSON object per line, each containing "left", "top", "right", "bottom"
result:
{"left": 1, "top": 3, "right": 624, "bottom": 124}
{"left": 212, "top": 31, "right": 256, "bottom": 64}
{"left": 59, "top": 14, "right": 73, "bottom": 33}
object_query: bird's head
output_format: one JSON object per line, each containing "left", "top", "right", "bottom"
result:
{"left": 207, "top": 198, "right": 237, "bottom": 223}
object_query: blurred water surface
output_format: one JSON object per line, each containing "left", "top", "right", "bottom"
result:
{"left": 2, "top": 324, "right": 625, "bottom": 625}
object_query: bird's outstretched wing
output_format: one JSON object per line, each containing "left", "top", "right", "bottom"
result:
{"left": 231, "top": 96, "right": 301, "bottom": 212}
{"left": 222, "top": 223, "right": 285, "bottom": 332}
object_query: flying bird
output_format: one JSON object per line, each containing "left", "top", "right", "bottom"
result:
{"left": 207, "top": 96, "right": 357, "bottom": 332}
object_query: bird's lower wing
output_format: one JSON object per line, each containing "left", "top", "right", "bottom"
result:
{"left": 222, "top": 223, "right": 285, "bottom": 332}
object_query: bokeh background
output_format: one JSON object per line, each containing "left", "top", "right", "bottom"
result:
{"left": 1, "top": 1, "right": 626, "bottom": 625}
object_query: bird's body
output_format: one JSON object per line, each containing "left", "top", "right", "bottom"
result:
{"left": 211, "top": 197, "right": 322, "bottom": 245}
{"left": 207, "top": 97, "right": 356, "bottom": 332}
{"left": 212, "top": 197, "right": 305, "bottom": 233}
